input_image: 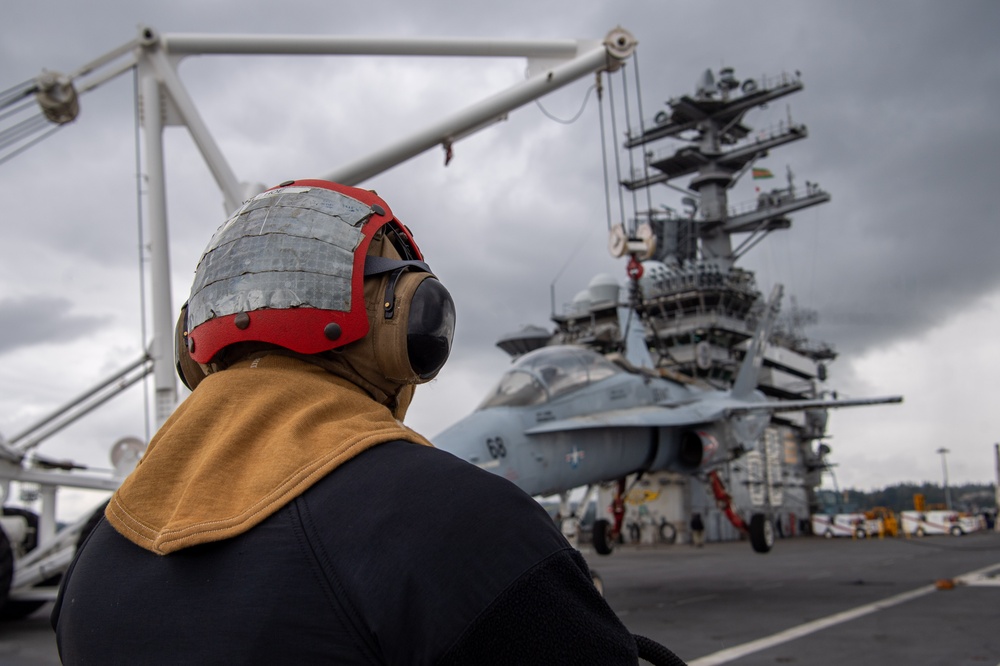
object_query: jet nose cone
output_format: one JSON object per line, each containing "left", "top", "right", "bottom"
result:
{"left": 433, "top": 409, "right": 532, "bottom": 493}
{"left": 432, "top": 410, "right": 506, "bottom": 463}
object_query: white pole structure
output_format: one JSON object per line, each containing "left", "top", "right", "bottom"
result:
{"left": 151, "top": 27, "right": 637, "bottom": 189}
{"left": 139, "top": 60, "right": 177, "bottom": 427}
{"left": 936, "top": 447, "right": 951, "bottom": 510}
{"left": 160, "top": 33, "right": 605, "bottom": 59}
{"left": 0, "top": 24, "right": 638, "bottom": 606}
{"left": 124, "top": 26, "right": 636, "bottom": 427}
{"left": 324, "top": 40, "right": 623, "bottom": 186}
{"left": 144, "top": 46, "right": 243, "bottom": 212}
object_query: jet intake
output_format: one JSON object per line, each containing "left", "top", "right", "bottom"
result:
{"left": 678, "top": 430, "right": 705, "bottom": 469}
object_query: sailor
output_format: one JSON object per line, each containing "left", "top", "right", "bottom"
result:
{"left": 690, "top": 512, "right": 705, "bottom": 548}
{"left": 51, "top": 180, "right": 639, "bottom": 664}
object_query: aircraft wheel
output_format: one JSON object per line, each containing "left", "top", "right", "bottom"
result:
{"left": 593, "top": 519, "right": 615, "bottom": 555}
{"left": 0, "top": 508, "right": 57, "bottom": 620}
{"left": 658, "top": 521, "right": 677, "bottom": 544}
{"left": 0, "top": 528, "right": 12, "bottom": 613}
{"left": 749, "top": 513, "right": 774, "bottom": 553}
{"left": 2, "top": 507, "right": 38, "bottom": 551}
{"left": 855, "top": 528, "right": 867, "bottom": 539}
{"left": 824, "top": 530, "right": 834, "bottom": 539}
{"left": 950, "top": 526, "right": 964, "bottom": 537}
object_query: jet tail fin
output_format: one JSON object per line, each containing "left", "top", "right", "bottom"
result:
{"left": 731, "top": 284, "right": 783, "bottom": 400}
{"left": 618, "top": 305, "right": 655, "bottom": 370}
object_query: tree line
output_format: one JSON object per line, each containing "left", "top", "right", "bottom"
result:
{"left": 817, "top": 482, "right": 996, "bottom": 515}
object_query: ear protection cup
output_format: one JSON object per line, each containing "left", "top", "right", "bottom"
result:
{"left": 371, "top": 270, "right": 455, "bottom": 383}
{"left": 404, "top": 277, "right": 455, "bottom": 379}
{"left": 175, "top": 303, "right": 208, "bottom": 391}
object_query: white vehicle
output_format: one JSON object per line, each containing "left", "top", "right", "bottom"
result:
{"left": 812, "top": 513, "right": 880, "bottom": 539}
{"left": 900, "top": 510, "right": 982, "bottom": 537}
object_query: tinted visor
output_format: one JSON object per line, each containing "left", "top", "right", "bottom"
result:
{"left": 407, "top": 278, "right": 456, "bottom": 379}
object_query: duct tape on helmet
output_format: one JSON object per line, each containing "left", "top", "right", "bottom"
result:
{"left": 185, "top": 180, "right": 423, "bottom": 364}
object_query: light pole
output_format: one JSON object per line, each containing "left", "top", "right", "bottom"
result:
{"left": 994, "top": 443, "right": 999, "bottom": 532}
{"left": 936, "top": 447, "right": 952, "bottom": 510}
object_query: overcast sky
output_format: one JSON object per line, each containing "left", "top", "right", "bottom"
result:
{"left": 2, "top": 1, "right": 998, "bottom": 518}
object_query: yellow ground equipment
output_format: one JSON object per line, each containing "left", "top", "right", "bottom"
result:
{"left": 865, "top": 507, "right": 899, "bottom": 537}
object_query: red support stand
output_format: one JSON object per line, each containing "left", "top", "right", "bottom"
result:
{"left": 708, "top": 470, "right": 749, "bottom": 534}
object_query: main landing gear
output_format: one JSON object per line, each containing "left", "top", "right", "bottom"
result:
{"left": 708, "top": 470, "right": 774, "bottom": 554}
{"left": 589, "top": 473, "right": 776, "bottom": 555}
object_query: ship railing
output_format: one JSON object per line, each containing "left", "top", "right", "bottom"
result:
{"left": 726, "top": 180, "right": 826, "bottom": 219}
{"left": 741, "top": 119, "right": 806, "bottom": 146}
{"left": 751, "top": 70, "right": 802, "bottom": 93}
{"left": 642, "top": 70, "right": 802, "bottom": 131}
{"left": 640, "top": 118, "right": 807, "bottom": 170}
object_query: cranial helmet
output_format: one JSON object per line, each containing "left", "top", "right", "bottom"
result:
{"left": 175, "top": 180, "right": 455, "bottom": 400}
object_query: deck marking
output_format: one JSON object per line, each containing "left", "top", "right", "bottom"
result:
{"left": 688, "top": 561, "right": 1000, "bottom": 666}
{"left": 956, "top": 567, "right": 1000, "bottom": 587}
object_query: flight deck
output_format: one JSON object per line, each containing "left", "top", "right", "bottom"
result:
{"left": 593, "top": 531, "right": 1000, "bottom": 665}
{"left": 6, "top": 531, "right": 998, "bottom": 665}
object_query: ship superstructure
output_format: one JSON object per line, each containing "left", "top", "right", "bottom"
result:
{"left": 500, "top": 66, "right": 838, "bottom": 541}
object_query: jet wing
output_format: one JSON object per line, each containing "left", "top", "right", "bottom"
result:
{"left": 725, "top": 395, "right": 903, "bottom": 415}
{"left": 524, "top": 402, "right": 724, "bottom": 435}
{"left": 523, "top": 395, "right": 903, "bottom": 435}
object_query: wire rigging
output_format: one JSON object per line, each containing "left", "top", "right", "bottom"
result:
{"left": 595, "top": 52, "right": 650, "bottom": 345}
{"left": 597, "top": 73, "right": 614, "bottom": 233}
{"left": 534, "top": 83, "right": 598, "bottom": 125}
{"left": 606, "top": 64, "right": 627, "bottom": 235}
{"left": 0, "top": 98, "right": 38, "bottom": 123}
{"left": 0, "top": 79, "right": 37, "bottom": 110}
{"left": 0, "top": 124, "right": 61, "bottom": 167}
{"left": 596, "top": 50, "right": 660, "bottom": 246}
{"left": 0, "top": 78, "right": 67, "bottom": 167}
{"left": 619, "top": 64, "right": 641, "bottom": 233}
{"left": 549, "top": 224, "right": 597, "bottom": 317}
{"left": 631, "top": 50, "right": 655, "bottom": 219}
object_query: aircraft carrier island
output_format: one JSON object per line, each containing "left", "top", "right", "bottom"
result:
{"left": 490, "top": 66, "right": 864, "bottom": 551}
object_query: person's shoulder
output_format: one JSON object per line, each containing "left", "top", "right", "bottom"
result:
{"left": 346, "top": 439, "right": 524, "bottom": 495}
{"left": 296, "top": 438, "right": 570, "bottom": 605}
{"left": 373, "top": 441, "right": 542, "bottom": 511}
{"left": 303, "top": 439, "right": 562, "bottom": 544}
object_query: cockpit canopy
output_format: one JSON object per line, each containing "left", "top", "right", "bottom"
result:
{"left": 477, "top": 345, "right": 623, "bottom": 409}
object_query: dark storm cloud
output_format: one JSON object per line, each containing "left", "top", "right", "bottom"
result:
{"left": 3, "top": 0, "right": 999, "bottom": 486}
{"left": 8, "top": 3, "right": 997, "bottom": 355}
{"left": 0, "top": 297, "right": 103, "bottom": 354}
{"left": 736, "top": 2, "right": 1000, "bottom": 358}
{"left": 547, "top": 1, "right": 1000, "bottom": 364}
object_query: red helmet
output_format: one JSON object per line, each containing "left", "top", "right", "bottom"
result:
{"left": 182, "top": 180, "right": 448, "bottom": 370}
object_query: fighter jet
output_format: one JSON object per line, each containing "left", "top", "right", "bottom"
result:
{"left": 433, "top": 285, "right": 901, "bottom": 554}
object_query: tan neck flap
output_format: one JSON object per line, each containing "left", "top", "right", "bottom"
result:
{"left": 105, "top": 355, "right": 431, "bottom": 555}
